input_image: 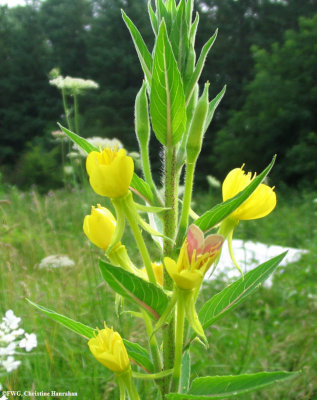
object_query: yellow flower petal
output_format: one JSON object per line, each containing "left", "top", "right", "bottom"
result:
{"left": 86, "top": 148, "right": 134, "bottom": 198}
{"left": 222, "top": 166, "right": 276, "bottom": 220}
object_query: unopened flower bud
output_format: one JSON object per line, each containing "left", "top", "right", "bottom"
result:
{"left": 186, "top": 82, "right": 210, "bottom": 163}
{"left": 88, "top": 325, "right": 130, "bottom": 372}
{"left": 83, "top": 205, "right": 116, "bottom": 250}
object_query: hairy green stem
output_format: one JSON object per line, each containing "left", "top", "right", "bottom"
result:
{"left": 162, "top": 145, "right": 178, "bottom": 395}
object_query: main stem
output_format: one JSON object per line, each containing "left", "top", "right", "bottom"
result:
{"left": 162, "top": 145, "right": 178, "bottom": 395}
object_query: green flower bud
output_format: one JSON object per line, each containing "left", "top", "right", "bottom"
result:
{"left": 186, "top": 82, "right": 209, "bottom": 163}
{"left": 135, "top": 80, "right": 150, "bottom": 148}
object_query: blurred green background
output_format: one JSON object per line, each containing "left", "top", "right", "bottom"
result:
{"left": 0, "top": 0, "right": 317, "bottom": 190}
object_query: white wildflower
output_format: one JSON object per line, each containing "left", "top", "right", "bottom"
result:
{"left": 1, "top": 356, "right": 21, "bottom": 373}
{"left": 1, "top": 310, "right": 37, "bottom": 378}
{"left": 0, "top": 342, "right": 16, "bottom": 357}
{"left": 49, "top": 75, "right": 99, "bottom": 93}
{"left": 39, "top": 254, "right": 75, "bottom": 269}
{"left": 49, "top": 76, "right": 64, "bottom": 90}
{"left": 3, "top": 310, "right": 21, "bottom": 330}
{"left": 19, "top": 333, "right": 37, "bottom": 352}
{"left": 62, "top": 76, "right": 99, "bottom": 91}
{"left": 1, "top": 394, "right": 8, "bottom": 400}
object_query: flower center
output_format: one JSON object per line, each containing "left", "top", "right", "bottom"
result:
{"left": 99, "top": 147, "right": 118, "bottom": 165}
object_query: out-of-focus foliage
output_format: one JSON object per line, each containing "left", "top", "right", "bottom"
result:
{"left": 0, "top": 0, "right": 317, "bottom": 190}
{"left": 212, "top": 15, "right": 317, "bottom": 187}
{"left": 0, "top": 4, "right": 59, "bottom": 163}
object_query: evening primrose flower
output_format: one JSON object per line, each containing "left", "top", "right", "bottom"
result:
{"left": 222, "top": 165, "right": 276, "bottom": 221}
{"left": 164, "top": 225, "right": 224, "bottom": 290}
{"left": 86, "top": 147, "right": 134, "bottom": 198}
{"left": 219, "top": 165, "right": 277, "bottom": 273}
{"left": 88, "top": 325, "right": 130, "bottom": 372}
{"left": 83, "top": 205, "right": 116, "bottom": 251}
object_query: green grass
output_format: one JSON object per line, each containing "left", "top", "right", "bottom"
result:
{"left": 0, "top": 186, "right": 316, "bottom": 399}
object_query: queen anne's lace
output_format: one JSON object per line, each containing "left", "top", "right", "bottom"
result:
{"left": 0, "top": 310, "right": 37, "bottom": 375}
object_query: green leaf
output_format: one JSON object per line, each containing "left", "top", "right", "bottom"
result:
{"left": 166, "top": 0, "right": 176, "bottom": 16}
{"left": 184, "top": 30, "right": 218, "bottom": 105}
{"left": 122, "top": 10, "right": 153, "bottom": 83}
{"left": 150, "top": 20, "right": 186, "bottom": 146}
{"left": 156, "top": 0, "right": 172, "bottom": 30}
{"left": 185, "top": 0, "right": 194, "bottom": 30}
{"left": 189, "top": 12, "right": 199, "bottom": 46}
{"left": 27, "top": 299, "right": 154, "bottom": 372}
{"left": 123, "top": 339, "right": 154, "bottom": 373}
{"left": 203, "top": 85, "right": 226, "bottom": 133}
{"left": 194, "top": 156, "right": 276, "bottom": 232}
{"left": 130, "top": 173, "right": 154, "bottom": 203}
{"left": 166, "top": 371, "right": 299, "bottom": 399}
{"left": 198, "top": 252, "right": 287, "bottom": 330}
{"left": 99, "top": 260, "right": 169, "bottom": 320}
{"left": 58, "top": 123, "right": 98, "bottom": 154}
{"left": 180, "top": 350, "right": 191, "bottom": 393}
{"left": 27, "top": 299, "right": 95, "bottom": 339}
{"left": 170, "top": 0, "right": 188, "bottom": 73}
{"left": 148, "top": 1, "right": 158, "bottom": 35}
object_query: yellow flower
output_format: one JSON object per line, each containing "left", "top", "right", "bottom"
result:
{"left": 222, "top": 166, "right": 276, "bottom": 220}
{"left": 86, "top": 147, "right": 134, "bottom": 198}
{"left": 164, "top": 225, "right": 224, "bottom": 290}
{"left": 83, "top": 204, "right": 116, "bottom": 250}
{"left": 88, "top": 325, "right": 130, "bottom": 372}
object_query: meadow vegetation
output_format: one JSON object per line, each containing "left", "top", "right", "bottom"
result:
{"left": 1, "top": 185, "right": 316, "bottom": 399}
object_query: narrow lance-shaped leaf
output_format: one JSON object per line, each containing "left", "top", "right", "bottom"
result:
{"left": 122, "top": 10, "right": 153, "bottom": 83}
{"left": 99, "top": 259, "right": 169, "bottom": 320}
{"left": 170, "top": 0, "right": 188, "bottom": 73}
{"left": 185, "top": 30, "right": 218, "bottom": 106}
{"left": 185, "top": 0, "right": 194, "bottom": 30}
{"left": 58, "top": 123, "right": 98, "bottom": 154}
{"left": 189, "top": 12, "right": 199, "bottom": 47}
{"left": 166, "top": 371, "right": 299, "bottom": 399}
{"left": 156, "top": 0, "right": 172, "bottom": 31}
{"left": 194, "top": 155, "right": 276, "bottom": 232}
{"left": 27, "top": 299, "right": 154, "bottom": 372}
{"left": 150, "top": 20, "right": 186, "bottom": 146}
{"left": 198, "top": 252, "right": 287, "bottom": 331}
{"left": 148, "top": 1, "right": 158, "bottom": 35}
